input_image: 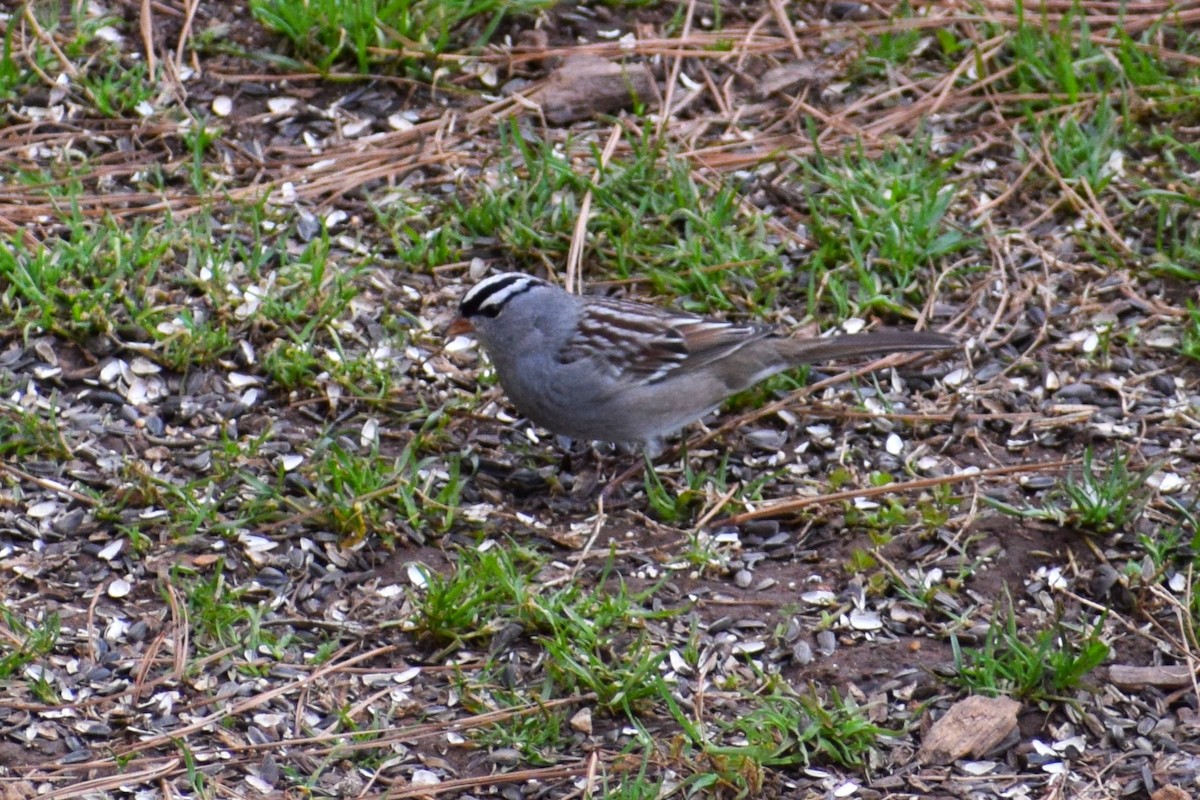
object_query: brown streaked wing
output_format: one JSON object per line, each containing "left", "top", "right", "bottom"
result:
{"left": 672, "top": 317, "right": 777, "bottom": 369}
{"left": 558, "top": 298, "right": 689, "bottom": 381}
{"left": 557, "top": 296, "right": 775, "bottom": 384}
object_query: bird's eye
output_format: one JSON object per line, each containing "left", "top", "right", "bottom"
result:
{"left": 459, "top": 298, "right": 501, "bottom": 320}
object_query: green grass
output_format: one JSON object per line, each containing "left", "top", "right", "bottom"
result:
{"left": 74, "top": 410, "right": 469, "bottom": 549}
{"left": 642, "top": 451, "right": 776, "bottom": 524}
{"left": 971, "top": 0, "right": 1200, "bottom": 232}
{"left": 9, "top": 4, "right": 164, "bottom": 120}
{"left": 0, "top": 204, "right": 383, "bottom": 375}
{"left": 985, "top": 447, "right": 1155, "bottom": 535}
{"left": 0, "top": 18, "right": 42, "bottom": 109}
{"left": 1184, "top": 303, "right": 1200, "bottom": 361}
{"left": 595, "top": 753, "right": 665, "bottom": 800}
{"left": 467, "top": 688, "right": 572, "bottom": 765}
{"left": 1136, "top": 128, "right": 1200, "bottom": 281}
{"left": 249, "top": 0, "right": 556, "bottom": 72}
{"left": 0, "top": 610, "right": 61, "bottom": 681}
{"left": 412, "top": 124, "right": 794, "bottom": 315}
{"left": 172, "top": 560, "right": 276, "bottom": 652}
{"left": 0, "top": 215, "right": 173, "bottom": 342}
{"left": 411, "top": 546, "right": 675, "bottom": 712}
{"left": 80, "top": 59, "right": 157, "bottom": 117}
{"left": 853, "top": 3, "right": 929, "bottom": 77}
{"left": 984, "top": 1, "right": 1146, "bottom": 106}
{"left": 537, "top": 575, "right": 671, "bottom": 712}
{"left": 667, "top": 679, "right": 895, "bottom": 796}
{"left": 0, "top": 395, "right": 71, "bottom": 461}
{"left": 793, "top": 136, "right": 972, "bottom": 317}
{"left": 1041, "top": 101, "right": 1126, "bottom": 192}
{"left": 377, "top": 122, "right": 961, "bottom": 323}
{"left": 0, "top": 212, "right": 231, "bottom": 369}
{"left": 408, "top": 545, "right": 540, "bottom": 648}
{"left": 950, "top": 603, "right": 1109, "bottom": 703}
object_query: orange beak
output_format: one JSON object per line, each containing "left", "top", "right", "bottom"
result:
{"left": 446, "top": 317, "right": 475, "bottom": 337}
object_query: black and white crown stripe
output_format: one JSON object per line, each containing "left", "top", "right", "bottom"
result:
{"left": 459, "top": 273, "right": 545, "bottom": 318}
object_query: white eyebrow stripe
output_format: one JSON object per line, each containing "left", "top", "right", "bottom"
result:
{"left": 478, "top": 280, "right": 529, "bottom": 308}
{"left": 461, "top": 273, "right": 543, "bottom": 315}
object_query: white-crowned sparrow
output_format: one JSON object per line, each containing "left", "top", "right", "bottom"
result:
{"left": 448, "top": 272, "right": 955, "bottom": 451}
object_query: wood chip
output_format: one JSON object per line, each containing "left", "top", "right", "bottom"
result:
{"left": 756, "top": 61, "right": 834, "bottom": 98}
{"left": 1107, "top": 665, "right": 1193, "bottom": 689}
{"left": 1151, "top": 786, "right": 1191, "bottom": 800}
{"left": 917, "top": 695, "right": 1021, "bottom": 765}
{"left": 570, "top": 707, "right": 592, "bottom": 734}
{"left": 533, "top": 56, "right": 658, "bottom": 124}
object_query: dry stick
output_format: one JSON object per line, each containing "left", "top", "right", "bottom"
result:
{"left": 583, "top": 750, "right": 601, "bottom": 799}
{"left": 693, "top": 483, "right": 742, "bottom": 531}
{"left": 0, "top": 463, "right": 97, "bottom": 505}
{"left": 224, "top": 694, "right": 597, "bottom": 757}
{"left": 132, "top": 625, "right": 171, "bottom": 707}
{"left": 925, "top": 256, "right": 982, "bottom": 338}
{"left": 376, "top": 33, "right": 800, "bottom": 68}
{"left": 174, "top": 0, "right": 201, "bottom": 71}
{"left": 384, "top": 764, "right": 597, "bottom": 799}
{"left": 5, "top": 644, "right": 242, "bottom": 717}
{"left": 2, "top": 90, "right": 510, "bottom": 225}
{"left": 159, "top": 579, "right": 189, "bottom": 691}
{"left": 974, "top": 218, "right": 1017, "bottom": 345}
{"left": 694, "top": 59, "right": 731, "bottom": 120}
{"left": 984, "top": 0, "right": 1182, "bottom": 11}
{"left": 1169, "top": 567, "right": 1200, "bottom": 704}
{"left": 719, "top": 459, "right": 1075, "bottom": 525}
{"left": 22, "top": 4, "right": 78, "bottom": 79}
{"left": 1132, "top": 578, "right": 1200, "bottom": 666}
{"left": 139, "top": 0, "right": 156, "bottom": 77}
{"left": 1036, "top": 129, "right": 1132, "bottom": 255}
{"left": 125, "top": 582, "right": 190, "bottom": 705}
{"left": 857, "top": 36, "right": 1008, "bottom": 139}
{"left": 973, "top": 158, "right": 1039, "bottom": 216}
{"left": 909, "top": 36, "right": 1008, "bottom": 129}
{"left": 104, "top": 643, "right": 397, "bottom": 762}
{"left": 785, "top": 94, "right": 865, "bottom": 141}
{"left": 37, "top": 759, "right": 181, "bottom": 800}
{"left": 859, "top": 4, "right": 1200, "bottom": 34}
{"left": 568, "top": 497, "right": 609, "bottom": 581}
{"left": 688, "top": 349, "right": 951, "bottom": 453}
{"left": 734, "top": 13, "right": 773, "bottom": 74}
{"left": 656, "top": 0, "right": 698, "bottom": 140}
{"left": 1140, "top": 581, "right": 1200, "bottom": 694}
{"left": 978, "top": 6, "right": 1200, "bottom": 35}
{"left": 565, "top": 124, "right": 623, "bottom": 294}
{"left": 1058, "top": 584, "right": 1181, "bottom": 651}
{"left": 1091, "top": 34, "right": 1200, "bottom": 67}
{"left": 768, "top": 0, "right": 803, "bottom": 60}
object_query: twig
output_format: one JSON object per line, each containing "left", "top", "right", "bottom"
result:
{"left": 566, "top": 124, "right": 623, "bottom": 294}
{"left": 718, "top": 459, "right": 1075, "bottom": 525}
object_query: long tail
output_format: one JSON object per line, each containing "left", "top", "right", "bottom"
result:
{"left": 778, "top": 330, "right": 957, "bottom": 364}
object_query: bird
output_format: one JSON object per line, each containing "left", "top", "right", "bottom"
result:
{"left": 447, "top": 272, "right": 955, "bottom": 453}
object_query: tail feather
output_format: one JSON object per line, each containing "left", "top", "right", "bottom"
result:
{"left": 778, "top": 331, "right": 957, "bottom": 364}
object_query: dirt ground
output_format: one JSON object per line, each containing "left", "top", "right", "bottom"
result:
{"left": 2, "top": 1, "right": 1200, "bottom": 798}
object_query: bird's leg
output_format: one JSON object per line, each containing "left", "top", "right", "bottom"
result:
{"left": 599, "top": 451, "right": 650, "bottom": 502}
{"left": 563, "top": 437, "right": 604, "bottom": 497}
{"left": 598, "top": 441, "right": 669, "bottom": 503}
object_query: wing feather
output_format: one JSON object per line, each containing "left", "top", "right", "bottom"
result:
{"left": 556, "top": 296, "right": 776, "bottom": 384}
